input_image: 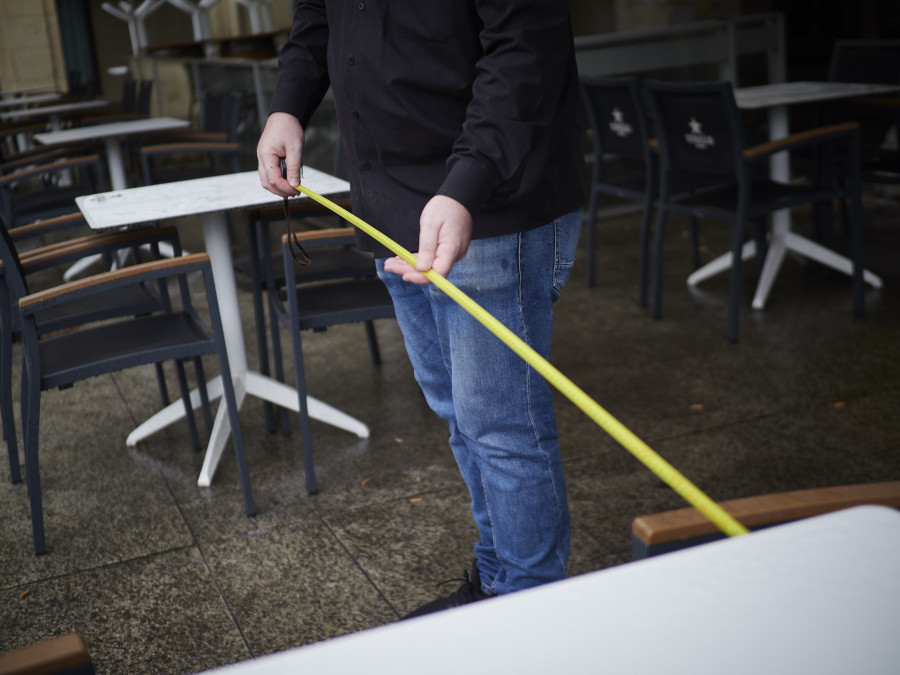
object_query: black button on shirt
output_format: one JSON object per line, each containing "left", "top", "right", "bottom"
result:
{"left": 270, "top": 1, "right": 585, "bottom": 256}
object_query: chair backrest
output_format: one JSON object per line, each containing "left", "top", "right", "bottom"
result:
{"left": 120, "top": 77, "right": 137, "bottom": 112}
{"left": 137, "top": 79, "right": 153, "bottom": 115}
{"left": 579, "top": 75, "right": 652, "bottom": 165}
{"left": 0, "top": 154, "right": 107, "bottom": 228}
{"left": 199, "top": 89, "right": 244, "bottom": 142}
{"left": 828, "top": 40, "right": 900, "bottom": 85}
{"left": 643, "top": 80, "right": 746, "bottom": 179}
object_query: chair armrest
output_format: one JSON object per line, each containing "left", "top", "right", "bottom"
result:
{"left": 9, "top": 211, "right": 87, "bottom": 240}
{"left": 281, "top": 227, "right": 355, "bottom": 245}
{"left": 743, "top": 122, "right": 859, "bottom": 160}
{"left": 1, "top": 146, "right": 90, "bottom": 173}
{"left": 162, "top": 130, "right": 229, "bottom": 143}
{"left": 20, "top": 252, "right": 210, "bottom": 315}
{"left": 0, "top": 154, "right": 103, "bottom": 187}
{"left": 18, "top": 226, "right": 179, "bottom": 274}
{"left": 632, "top": 480, "right": 900, "bottom": 548}
{"left": 140, "top": 141, "right": 239, "bottom": 155}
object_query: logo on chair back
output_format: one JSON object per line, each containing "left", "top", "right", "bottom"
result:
{"left": 684, "top": 117, "right": 715, "bottom": 150}
{"left": 608, "top": 109, "right": 633, "bottom": 138}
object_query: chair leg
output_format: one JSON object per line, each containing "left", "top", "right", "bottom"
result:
{"left": 154, "top": 362, "right": 170, "bottom": 407}
{"left": 1, "top": 313, "right": 20, "bottom": 483}
{"left": 752, "top": 217, "right": 769, "bottom": 283}
{"left": 21, "top": 356, "right": 45, "bottom": 554}
{"left": 727, "top": 217, "right": 748, "bottom": 343}
{"left": 249, "top": 218, "right": 276, "bottom": 433}
{"left": 268, "top": 294, "right": 291, "bottom": 436}
{"left": 292, "top": 326, "right": 318, "bottom": 495}
{"left": 175, "top": 359, "right": 202, "bottom": 451}
{"left": 650, "top": 203, "right": 670, "bottom": 320}
{"left": 193, "top": 357, "right": 213, "bottom": 441}
{"left": 638, "top": 191, "right": 654, "bottom": 308}
{"left": 364, "top": 320, "right": 382, "bottom": 366}
{"left": 282, "top": 251, "right": 318, "bottom": 494}
{"left": 203, "top": 270, "right": 256, "bottom": 517}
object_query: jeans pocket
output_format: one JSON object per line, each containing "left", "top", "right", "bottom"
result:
{"left": 552, "top": 209, "right": 583, "bottom": 300}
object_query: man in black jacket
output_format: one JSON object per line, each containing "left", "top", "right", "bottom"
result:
{"left": 258, "top": 0, "right": 584, "bottom": 617}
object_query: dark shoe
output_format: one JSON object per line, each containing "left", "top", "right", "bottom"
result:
{"left": 402, "top": 559, "right": 496, "bottom": 619}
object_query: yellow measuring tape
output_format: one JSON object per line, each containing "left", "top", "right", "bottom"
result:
{"left": 295, "top": 184, "right": 749, "bottom": 538}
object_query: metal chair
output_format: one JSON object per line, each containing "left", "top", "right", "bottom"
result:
{"left": 138, "top": 89, "right": 244, "bottom": 185}
{"left": 579, "top": 76, "right": 728, "bottom": 303}
{"left": 270, "top": 227, "right": 395, "bottom": 494}
{"left": 825, "top": 40, "right": 900, "bottom": 207}
{"left": 579, "top": 75, "right": 657, "bottom": 297}
{"left": 0, "top": 217, "right": 209, "bottom": 485}
{"left": 643, "top": 79, "right": 865, "bottom": 342}
{"left": 0, "top": 154, "right": 106, "bottom": 228}
{"left": 16, "top": 251, "right": 256, "bottom": 554}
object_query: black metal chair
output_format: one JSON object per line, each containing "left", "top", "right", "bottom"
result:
{"left": 579, "top": 76, "right": 729, "bottom": 303}
{"left": 643, "top": 79, "right": 865, "bottom": 342}
{"left": 139, "top": 89, "right": 244, "bottom": 185}
{"left": 825, "top": 40, "right": 900, "bottom": 209}
{"left": 270, "top": 227, "right": 395, "bottom": 494}
{"left": 0, "top": 218, "right": 209, "bottom": 485}
{"left": 238, "top": 198, "right": 377, "bottom": 435}
{"left": 0, "top": 154, "right": 106, "bottom": 228}
{"left": 16, "top": 250, "right": 256, "bottom": 554}
{"left": 579, "top": 75, "right": 657, "bottom": 298}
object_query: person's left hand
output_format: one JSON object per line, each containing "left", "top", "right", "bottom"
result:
{"left": 383, "top": 195, "right": 473, "bottom": 284}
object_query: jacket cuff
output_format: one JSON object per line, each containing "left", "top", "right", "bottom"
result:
{"left": 437, "top": 157, "right": 496, "bottom": 218}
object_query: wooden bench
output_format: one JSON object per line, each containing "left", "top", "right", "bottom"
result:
{"left": 0, "top": 633, "right": 93, "bottom": 675}
{"left": 631, "top": 481, "right": 900, "bottom": 559}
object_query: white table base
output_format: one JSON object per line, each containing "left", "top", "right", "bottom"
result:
{"left": 124, "top": 211, "right": 369, "bottom": 486}
{"left": 689, "top": 96, "right": 884, "bottom": 307}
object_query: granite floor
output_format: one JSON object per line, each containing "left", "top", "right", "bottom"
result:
{"left": 1, "top": 191, "right": 899, "bottom": 674}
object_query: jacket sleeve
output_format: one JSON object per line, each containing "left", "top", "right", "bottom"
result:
{"left": 437, "top": 0, "right": 578, "bottom": 217}
{"left": 268, "top": 0, "right": 331, "bottom": 128}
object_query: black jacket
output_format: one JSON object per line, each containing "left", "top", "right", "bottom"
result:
{"left": 269, "top": 0, "right": 585, "bottom": 256}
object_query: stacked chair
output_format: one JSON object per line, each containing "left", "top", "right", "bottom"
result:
{"left": 0, "top": 216, "right": 256, "bottom": 554}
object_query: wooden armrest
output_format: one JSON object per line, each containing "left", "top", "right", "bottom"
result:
{"left": 18, "top": 226, "right": 178, "bottom": 271}
{"left": 281, "top": 227, "right": 355, "bottom": 246}
{"left": 0, "top": 632, "right": 92, "bottom": 675}
{"left": 250, "top": 197, "right": 353, "bottom": 223}
{"left": 140, "top": 141, "right": 238, "bottom": 154}
{"left": 1, "top": 147, "right": 89, "bottom": 173}
{"left": 0, "top": 154, "right": 102, "bottom": 186}
{"left": 20, "top": 252, "right": 209, "bottom": 312}
{"left": 9, "top": 212, "right": 86, "bottom": 240}
{"left": 632, "top": 481, "right": 900, "bottom": 547}
{"left": 0, "top": 121, "right": 48, "bottom": 140}
{"left": 743, "top": 121, "right": 859, "bottom": 159}
{"left": 161, "top": 130, "right": 229, "bottom": 143}
{"left": 79, "top": 111, "right": 147, "bottom": 125}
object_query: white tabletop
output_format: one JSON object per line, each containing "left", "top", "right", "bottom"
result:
{"left": 76, "top": 168, "right": 350, "bottom": 230}
{"left": 735, "top": 80, "right": 900, "bottom": 110}
{"left": 0, "top": 99, "right": 109, "bottom": 123}
{"left": 205, "top": 506, "right": 900, "bottom": 675}
{"left": 32, "top": 116, "right": 190, "bottom": 145}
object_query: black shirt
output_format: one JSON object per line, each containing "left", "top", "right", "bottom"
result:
{"left": 270, "top": 0, "right": 585, "bottom": 257}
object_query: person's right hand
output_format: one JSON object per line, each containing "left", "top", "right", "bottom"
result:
{"left": 257, "top": 112, "right": 305, "bottom": 197}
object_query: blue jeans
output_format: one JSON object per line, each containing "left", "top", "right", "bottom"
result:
{"left": 376, "top": 210, "right": 581, "bottom": 595}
